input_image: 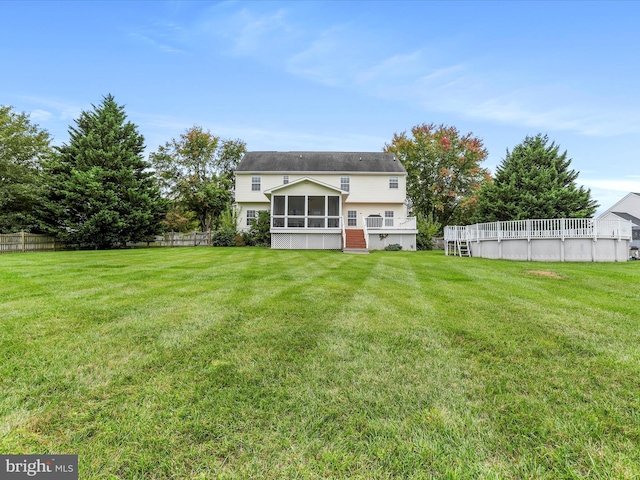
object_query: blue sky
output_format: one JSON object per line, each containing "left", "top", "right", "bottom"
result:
{"left": 2, "top": 0, "right": 639, "bottom": 213}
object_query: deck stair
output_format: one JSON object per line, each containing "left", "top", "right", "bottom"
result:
{"left": 446, "top": 239, "right": 471, "bottom": 257}
{"left": 343, "top": 229, "right": 369, "bottom": 253}
{"left": 457, "top": 240, "right": 470, "bottom": 257}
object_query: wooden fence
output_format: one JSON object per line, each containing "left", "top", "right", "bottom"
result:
{"left": 1, "top": 231, "right": 214, "bottom": 253}
{"left": 0, "top": 232, "right": 57, "bottom": 253}
{"left": 126, "top": 232, "right": 212, "bottom": 248}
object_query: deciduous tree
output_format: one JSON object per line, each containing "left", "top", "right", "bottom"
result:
{"left": 384, "top": 123, "right": 490, "bottom": 228}
{"left": 43, "top": 95, "right": 165, "bottom": 248}
{"left": 150, "top": 126, "right": 246, "bottom": 232}
{"left": 0, "top": 106, "right": 53, "bottom": 232}
{"left": 473, "top": 134, "right": 598, "bottom": 222}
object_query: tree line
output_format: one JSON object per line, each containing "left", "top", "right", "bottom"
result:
{"left": 1, "top": 95, "right": 597, "bottom": 249}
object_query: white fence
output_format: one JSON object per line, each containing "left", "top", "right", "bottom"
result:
{"left": 444, "top": 218, "right": 633, "bottom": 262}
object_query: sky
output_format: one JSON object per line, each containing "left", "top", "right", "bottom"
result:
{"left": 2, "top": 0, "right": 639, "bottom": 214}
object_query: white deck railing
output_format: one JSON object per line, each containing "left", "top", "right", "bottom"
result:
{"left": 271, "top": 216, "right": 343, "bottom": 229}
{"left": 363, "top": 216, "right": 417, "bottom": 230}
{"left": 445, "top": 218, "right": 632, "bottom": 242}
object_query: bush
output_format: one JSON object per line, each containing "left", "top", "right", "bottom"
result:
{"left": 218, "top": 206, "right": 240, "bottom": 232}
{"left": 250, "top": 210, "right": 271, "bottom": 246}
{"left": 384, "top": 243, "right": 403, "bottom": 251}
{"left": 416, "top": 213, "right": 441, "bottom": 250}
{"left": 211, "top": 228, "right": 236, "bottom": 247}
{"left": 241, "top": 231, "right": 255, "bottom": 246}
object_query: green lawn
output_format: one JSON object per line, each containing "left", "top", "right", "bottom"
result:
{"left": 1, "top": 248, "right": 639, "bottom": 479}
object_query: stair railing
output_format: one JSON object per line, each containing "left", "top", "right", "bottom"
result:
{"left": 361, "top": 215, "right": 370, "bottom": 250}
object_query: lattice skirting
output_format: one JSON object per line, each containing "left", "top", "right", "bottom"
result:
{"left": 271, "top": 233, "right": 342, "bottom": 250}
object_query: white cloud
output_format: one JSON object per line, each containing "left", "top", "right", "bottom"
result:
{"left": 578, "top": 178, "right": 640, "bottom": 214}
{"left": 29, "top": 109, "right": 52, "bottom": 122}
{"left": 136, "top": 2, "right": 640, "bottom": 140}
{"left": 19, "top": 97, "right": 83, "bottom": 121}
{"left": 196, "top": 5, "right": 295, "bottom": 59}
{"left": 287, "top": 26, "right": 351, "bottom": 86}
{"left": 228, "top": 8, "right": 290, "bottom": 56}
{"left": 128, "top": 31, "right": 186, "bottom": 54}
{"left": 581, "top": 179, "right": 640, "bottom": 193}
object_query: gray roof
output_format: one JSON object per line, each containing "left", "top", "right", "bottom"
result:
{"left": 612, "top": 211, "right": 640, "bottom": 226}
{"left": 236, "top": 151, "right": 406, "bottom": 173}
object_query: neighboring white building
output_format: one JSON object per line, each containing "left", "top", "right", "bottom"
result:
{"left": 235, "top": 151, "right": 418, "bottom": 251}
{"left": 598, "top": 192, "right": 640, "bottom": 248}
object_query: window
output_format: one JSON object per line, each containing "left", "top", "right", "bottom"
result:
{"left": 385, "top": 211, "right": 394, "bottom": 227}
{"left": 283, "top": 175, "right": 289, "bottom": 184}
{"left": 288, "top": 196, "right": 305, "bottom": 216}
{"left": 270, "top": 194, "right": 342, "bottom": 229}
{"left": 307, "top": 196, "right": 325, "bottom": 216}
{"left": 347, "top": 210, "right": 357, "bottom": 227}
{"left": 340, "top": 176, "right": 350, "bottom": 192}
{"left": 328, "top": 196, "right": 340, "bottom": 227}
{"left": 251, "top": 176, "right": 261, "bottom": 191}
{"left": 389, "top": 176, "right": 399, "bottom": 189}
{"left": 308, "top": 196, "right": 325, "bottom": 228}
{"left": 246, "top": 210, "right": 256, "bottom": 226}
{"left": 273, "top": 196, "right": 285, "bottom": 215}
{"left": 327, "top": 196, "right": 339, "bottom": 216}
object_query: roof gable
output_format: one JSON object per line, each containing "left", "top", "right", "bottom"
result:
{"left": 599, "top": 192, "right": 640, "bottom": 218}
{"left": 263, "top": 176, "right": 348, "bottom": 198}
{"left": 236, "top": 151, "right": 406, "bottom": 173}
{"left": 610, "top": 211, "right": 640, "bottom": 226}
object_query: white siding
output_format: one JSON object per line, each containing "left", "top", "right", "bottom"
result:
{"left": 237, "top": 202, "right": 270, "bottom": 232}
{"left": 368, "top": 233, "right": 417, "bottom": 251}
{"left": 342, "top": 203, "right": 407, "bottom": 229}
{"left": 599, "top": 193, "right": 640, "bottom": 220}
{"left": 236, "top": 173, "right": 406, "bottom": 204}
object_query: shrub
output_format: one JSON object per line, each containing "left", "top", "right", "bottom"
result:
{"left": 250, "top": 210, "right": 271, "bottom": 246}
{"left": 211, "top": 228, "right": 236, "bottom": 247}
{"left": 416, "top": 213, "right": 441, "bottom": 250}
{"left": 218, "top": 206, "right": 240, "bottom": 233}
{"left": 241, "top": 231, "right": 255, "bottom": 246}
{"left": 384, "top": 243, "right": 403, "bottom": 251}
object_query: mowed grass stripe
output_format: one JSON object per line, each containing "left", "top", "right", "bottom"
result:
{"left": 1, "top": 248, "right": 639, "bottom": 478}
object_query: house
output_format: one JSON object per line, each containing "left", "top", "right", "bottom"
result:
{"left": 234, "top": 151, "right": 418, "bottom": 251}
{"left": 598, "top": 192, "right": 640, "bottom": 248}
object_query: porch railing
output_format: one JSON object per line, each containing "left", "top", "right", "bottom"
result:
{"left": 362, "top": 216, "right": 370, "bottom": 250}
{"left": 271, "top": 216, "right": 343, "bottom": 229}
{"left": 363, "top": 216, "right": 417, "bottom": 230}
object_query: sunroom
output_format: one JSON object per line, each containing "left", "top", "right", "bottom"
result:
{"left": 263, "top": 177, "right": 348, "bottom": 249}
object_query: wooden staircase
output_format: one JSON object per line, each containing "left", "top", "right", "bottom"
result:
{"left": 343, "top": 229, "right": 369, "bottom": 253}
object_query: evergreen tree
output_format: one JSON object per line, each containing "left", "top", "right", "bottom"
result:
{"left": 43, "top": 95, "right": 165, "bottom": 248}
{"left": 474, "top": 134, "right": 598, "bottom": 223}
{"left": 0, "top": 106, "right": 53, "bottom": 233}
